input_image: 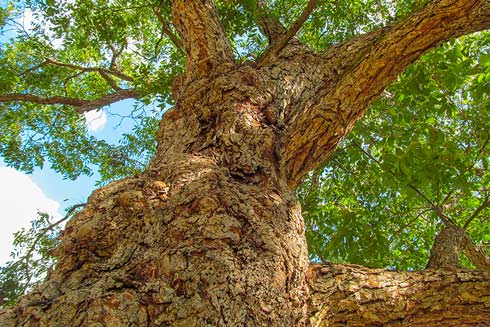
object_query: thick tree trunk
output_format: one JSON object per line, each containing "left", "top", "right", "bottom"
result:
{"left": 0, "top": 63, "right": 312, "bottom": 326}
{"left": 1, "top": 0, "right": 490, "bottom": 326}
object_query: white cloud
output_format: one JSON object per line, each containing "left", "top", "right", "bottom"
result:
{"left": 84, "top": 110, "right": 107, "bottom": 132}
{"left": 0, "top": 167, "right": 61, "bottom": 266}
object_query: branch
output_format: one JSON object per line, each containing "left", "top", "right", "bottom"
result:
{"left": 461, "top": 231, "right": 490, "bottom": 270}
{"left": 351, "top": 140, "right": 462, "bottom": 229}
{"left": 98, "top": 70, "right": 122, "bottom": 91}
{"left": 20, "top": 203, "right": 86, "bottom": 295}
{"left": 307, "top": 263, "right": 490, "bottom": 326}
{"left": 45, "top": 58, "right": 134, "bottom": 82}
{"left": 0, "top": 89, "right": 139, "bottom": 113}
{"left": 171, "top": 0, "right": 234, "bottom": 80}
{"left": 108, "top": 44, "right": 124, "bottom": 70}
{"left": 463, "top": 193, "right": 490, "bottom": 229}
{"left": 259, "top": 0, "right": 318, "bottom": 66}
{"left": 153, "top": 5, "right": 184, "bottom": 51}
{"left": 283, "top": 0, "right": 490, "bottom": 187}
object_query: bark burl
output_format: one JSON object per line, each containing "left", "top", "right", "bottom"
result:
{"left": 1, "top": 0, "right": 490, "bottom": 326}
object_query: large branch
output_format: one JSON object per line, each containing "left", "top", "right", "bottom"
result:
{"left": 307, "top": 263, "right": 490, "bottom": 326}
{"left": 171, "top": 0, "right": 234, "bottom": 80}
{"left": 283, "top": 0, "right": 490, "bottom": 187}
{"left": 0, "top": 89, "right": 138, "bottom": 113}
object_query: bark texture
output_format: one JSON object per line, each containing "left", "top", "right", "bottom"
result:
{"left": 308, "top": 264, "right": 490, "bottom": 326}
{"left": 1, "top": 0, "right": 490, "bottom": 326}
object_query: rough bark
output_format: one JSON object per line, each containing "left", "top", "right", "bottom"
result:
{"left": 308, "top": 264, "right": 490, "bottom": 326}
{"left": 1, "top": 0, "right": 490, "bottom": 326}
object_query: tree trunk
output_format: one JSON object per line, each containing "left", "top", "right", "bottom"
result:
{"left": 1, "top": 0, "right": 490, "bottom": 326}
{"left": 0, "top": 63, "right": 312, "bottom": 326}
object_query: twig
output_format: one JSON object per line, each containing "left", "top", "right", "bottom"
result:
{"left": 463, "top": 194, "right": 490, "bottom": 229}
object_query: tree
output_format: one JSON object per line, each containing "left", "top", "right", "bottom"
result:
{"left": 0, "top": 0, "right": 490, "bottom": 325}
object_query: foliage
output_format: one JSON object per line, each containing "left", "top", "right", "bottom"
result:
{"left": 0, "top": 212, "right": 61, "bottom": 307}
{"left": 0, "top": 0, "right": 180, "bottom": 181}
{"left": 299, "top": 31, "right": 490, "bottom": 269}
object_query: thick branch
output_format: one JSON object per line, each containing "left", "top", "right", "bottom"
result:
{"left": 307, "top": 263, "right": 490, "bottom": 326}
{"left": 283, "top": 0, "right": 490, "bottom": 187}
{"left": 171, "top": 0, "right": 234, "bottom": 80}
{"left": 0, "top": 89, "right": 138, "bottom": 113}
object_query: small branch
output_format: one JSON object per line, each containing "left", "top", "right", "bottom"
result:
{"left": 259, "top": 0, "right": 318, "bottom": 66}
{"left": 108, "top": 44, "right": 124, "bottom": 70}
{"left": 466, "top": 133, "right": 490, "bottom": 173}
{"left": 389, "top": 207, "right": 432, "bottom": 241}
{"left": 23, "top": 204, "right": 87, "bottom": 264}
{"left": 0, "top": 89, "right": 139, "bottom": 113}
{"left": 463, "top": 194, "right": 490, "bottom": 229}
{"left": 282, "top": 0, "right": 318, "bottom": 45}
{"left": 351, "top": 140, "right": 457, "bottom": 227}
{"left": 20, "top": 203, "right": 86, "bottom": 294}
{"left": 45, "top": 58, "right": 134, "bottom": 82}
{"left": 20, "top": 60, "right": 50, "bottom": 75}
{"left": 239, "top": 0, "right": 286, "bottom": 42}
{"left": 98, "top": 70, "right": 122, "bottom": 91}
